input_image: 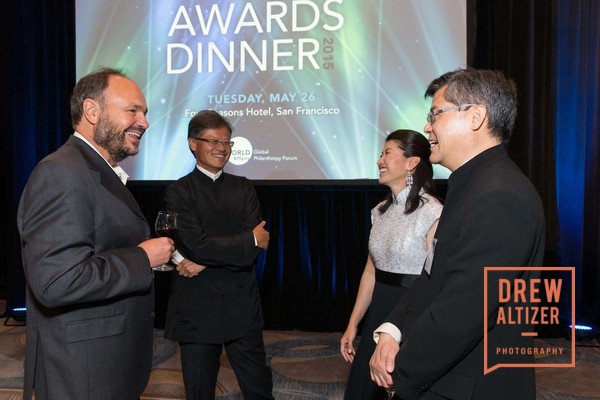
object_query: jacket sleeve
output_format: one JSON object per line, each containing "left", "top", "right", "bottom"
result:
{"left": 165, "top": 177, "right": 261, "bottom": 267}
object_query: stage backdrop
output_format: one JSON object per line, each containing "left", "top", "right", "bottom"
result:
{"left": 5, "top": 1, "right": 599, "bottom": 332}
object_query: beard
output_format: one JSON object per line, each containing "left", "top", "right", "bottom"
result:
{"left": 93, "top": 112, "right": 143, "bottom": 164}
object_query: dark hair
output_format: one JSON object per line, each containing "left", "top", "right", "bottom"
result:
{"left": 70, "top": 67, "right": 127, "bottom": 129}
{"left": 425, "top": 68, "right": 517, "bottom": 144}
{"left": 378, "top": 129, "right": 440, "bottom": 214}
{"left": 188, "top": 110, "right": 233, "bottom": 138}
{"left": 187, "top": 110, "right": 233, "bottom": 156}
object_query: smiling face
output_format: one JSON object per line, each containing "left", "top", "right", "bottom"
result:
{"left": 377, "top": 139, "right": 415, "bottom": 194}
{"left": 93, "top": 76, "right": 149, "bottom": 165}
{"left": 423, "top": 86, "right": 476, "bottom": 172}
{"left": 189, "top": 126, "right": 232, "bottom": 173}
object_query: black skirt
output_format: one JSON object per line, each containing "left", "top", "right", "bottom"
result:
{"left": 343, "top": 270, "right": 418, "bottom": 400}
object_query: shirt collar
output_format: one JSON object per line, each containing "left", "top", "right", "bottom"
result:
{"left": 448, "top": 144, "right": 506, "bottom": 186}
{"left": 391, "top": 186, "right": 410, "bottom": 204}
{"left": 196, "top": 164, "right": 223, "bottom": 181}
{"left": 73, "top": 132, "right": 129, "bottom": 185}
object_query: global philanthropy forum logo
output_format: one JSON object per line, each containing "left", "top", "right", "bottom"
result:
{"left": 483, "top": 267, "right": 576, "bottom": 374}
{"left": 229, "top": 136, "right": 252, "bottom": 166}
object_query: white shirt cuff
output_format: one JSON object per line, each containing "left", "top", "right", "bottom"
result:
{"left": 171, "top": 250, "right": 184, "bottom": 265}
{"left": 373, "top": 322, "right": 402, "bottom": 344}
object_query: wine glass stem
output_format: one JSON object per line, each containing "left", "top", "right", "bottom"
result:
{"left": 386, "top": 387, "right": 395, "bottom": 400}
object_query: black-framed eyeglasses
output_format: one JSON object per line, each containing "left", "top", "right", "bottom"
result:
{"left": 426, "top": 103, "right": 476, "bottom": 125}
{"left": 192, "top": 137, "right": 234, "bottom": 147}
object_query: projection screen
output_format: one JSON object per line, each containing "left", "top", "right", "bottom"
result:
{"left": 76, "top": 0, "right": 467, "bottom": 180}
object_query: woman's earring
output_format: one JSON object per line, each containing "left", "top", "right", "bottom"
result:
{"left": 406, "top": 169, "right": 413, "bottom": 188}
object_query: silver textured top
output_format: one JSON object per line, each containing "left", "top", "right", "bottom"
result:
{"left": 369, "top": 188, "right": 443, "bottom": 275}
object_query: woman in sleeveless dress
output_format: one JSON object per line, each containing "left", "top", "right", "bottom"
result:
{"left": 341, "top": 129, "right": 443, "bottom": 399}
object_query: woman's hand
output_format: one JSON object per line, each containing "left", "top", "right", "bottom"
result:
{"left": 340, "top": 326, "right": 358, "bottom": 363}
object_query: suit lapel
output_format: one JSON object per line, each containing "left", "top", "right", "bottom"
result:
{"left": 68, "top": 136, "right": 147, "bottom": 222}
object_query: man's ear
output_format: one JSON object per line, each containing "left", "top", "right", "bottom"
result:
{"left": 471, "top": 104, "right": 487, "bottom": 131}
{"left": 83, "top": 99, "right": 100, "bottom": 124}
{"left": 188, "top": 137, "right": 198, "bottom": 152}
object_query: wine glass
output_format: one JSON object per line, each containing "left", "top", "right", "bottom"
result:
{"left": 154, "top": 211, "right": 178, "bottom": 271}
{"left": 385, "top": 386, "right": 396, "bottom": 400}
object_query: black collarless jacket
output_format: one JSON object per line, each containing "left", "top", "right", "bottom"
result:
{"left": 387, "top": 145, "right": 545, "bottom": 400}
{"left": 164, "top": 169, "right": 265, "bottom": 343}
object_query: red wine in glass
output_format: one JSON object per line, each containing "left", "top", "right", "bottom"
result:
{"left": 156, "top": 228, "right": 178, "bottom": 238}
{"left": 154, "top": 211, "right": 178, "bottom": 271}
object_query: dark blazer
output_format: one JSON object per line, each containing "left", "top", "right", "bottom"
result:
{"left": 17, "top": 136, "right": 155, "bottom": 400}
{"left": 164, "top": 169, "right": 264, "bottom": 343}
{"left": 387, "top": 145, "right": 545, "bottom": 400}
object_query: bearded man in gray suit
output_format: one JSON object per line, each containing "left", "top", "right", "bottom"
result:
{"left": 17, "top": 68, "right": 174, "bottom": 400}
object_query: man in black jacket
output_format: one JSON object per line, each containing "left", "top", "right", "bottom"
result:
{"left": 164, "top": 110, "right": 274, "bottom": 400}
{"left": 369, "top": 68, "right": 545, "bottom": 400}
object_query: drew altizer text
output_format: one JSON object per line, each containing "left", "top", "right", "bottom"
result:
{"left": 483, "top": 267, "right": 576, "bottom": 374}
{"left": 495, "top": 278, "right": 561, "bottom": 325}
{"left": 166, "top": 1, "right": 345, "bottom": 74}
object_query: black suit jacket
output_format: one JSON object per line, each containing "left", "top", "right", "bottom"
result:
{"left": 387, "top": 145, "right": 545, "bottom": 400}
{"left": 164, "top": 169, "right": 265, "bottom": 343}
{"left": 17, "top": 136, "right": 154, "bottom": 400}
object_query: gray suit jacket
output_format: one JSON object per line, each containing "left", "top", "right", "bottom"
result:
{"left": 17, "top": 135, "right": 155, "bottom": 400}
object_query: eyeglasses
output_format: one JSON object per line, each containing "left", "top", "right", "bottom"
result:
{"left": 426, "top": 104, "right": 476, "bottom": 125}
{"left": 192, "top": 137, "right": 234, "bottom": 147}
